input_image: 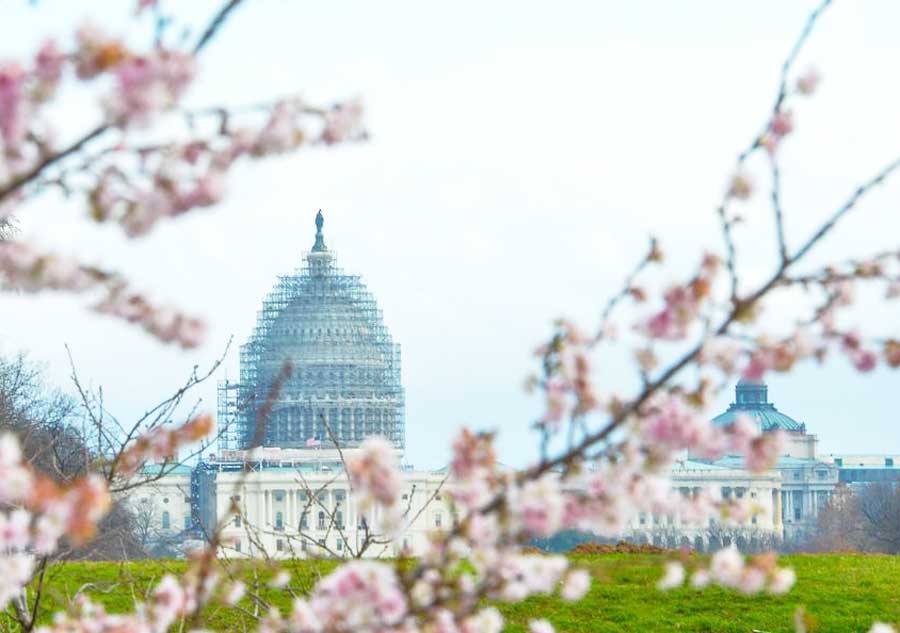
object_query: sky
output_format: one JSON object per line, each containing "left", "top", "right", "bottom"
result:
{"left": 2, "top": 0, "right": 900, "bottom": 470}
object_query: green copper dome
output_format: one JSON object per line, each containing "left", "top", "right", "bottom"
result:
{"left": 711, "top": 379, "right": 805, "bottom": 433}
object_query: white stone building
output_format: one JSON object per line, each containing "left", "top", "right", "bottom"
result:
{"left": 128, "top": 213, "right": 894, "bottom": 556}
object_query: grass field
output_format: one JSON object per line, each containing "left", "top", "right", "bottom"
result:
{"left": 18, "top": 553, "right": 900, "bottom": 632}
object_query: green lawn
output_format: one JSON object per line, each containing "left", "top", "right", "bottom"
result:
{"left": 17, "top": 553, "right": 900, "bottom": 632}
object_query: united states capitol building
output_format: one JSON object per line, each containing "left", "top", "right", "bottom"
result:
{"left": 133, "top": 212, "right": 900, "bottom": 557}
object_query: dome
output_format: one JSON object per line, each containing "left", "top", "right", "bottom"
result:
{"left": 232, "top": 211, "right": 404, "bottom": 450}
{"left": 711, "top": 380, "right": 805, "bottom": 433}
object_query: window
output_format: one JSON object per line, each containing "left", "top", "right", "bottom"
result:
{"left": 318, "top": 539, "right": 325, "bottom": 547}
{"left": 276, "top": 539, "right": 284, "bottom": 552}
{"left": 318, "top": 511, "right": 326, "bottom": 530}
{"left": 794, "top": 507, "right": 802, "bottom": 521}
{"left": 184, "top": 496, "right": 191, "bottom": 503}
{"left": 301, "top": 540, "right": 307, "bottom": 551}
{"left": 639, "top": 513, "right": 647, "bottom": 525}
{"left": 234, "top": 515, "right": 241, "bottom": 527}
{"left": 301, "top": 512, "right": 309, "bottom": 530}
{"left": 235, "top": 541, "right": 242, "bottom": 553}
{"left": 336, "top": 511, "right": 344, "bottom": 529}
{"left": 275, "top": 512, "right": 284, "bottom": 530}
{"left": 817, "top": 470, "right": 827, "bottom": 480}
{"left": 335, "top": 490, "right": 346, "bottom": 503}
{"left": 161, "top": 511, "right": 170, "bottom": 530}
{"left": 163, "top": 497, "right": 169, "bottom": 504}
{"left": 887, "top": 458, "right": 895, "bottom": 467}
{"left": 358, "top": 517, "right": 368, "bottom": 531}
{"left": 274, "top": 490, "right": 285, "bottom": 502}
{"left": 402, "top": 493, "right": 409, "bottom": 501}
{"left": 184, "top": 515, "right": 191, "bottom": 530}
{"left": 434, "top": 512, "right": 442, "bottom": 528}
{"left": 793, "top": 472, "right": 801, "bottom": 480}
{"left": 336, "top": 538, "right": 343, "bottom": 551}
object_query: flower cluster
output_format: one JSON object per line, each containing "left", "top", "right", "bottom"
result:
{"left": 658, "top": 547, "right": 795, "bottom": 596}
{"left": 531, "top": 319, "right": 599, "bottom": 427}
{"left": 348, "top": 436, "right": 403, "bottom": 533}
{"left": 94, "top": 283, "right": 207, "bottom": 349}
{"left": 0, "top": 241, "right": 98, "bottom": 291}
{"left": 0, "top": 240, "right": 207, "bottom": 348}
{"left": 116, "top": 414, "right": 214, "bottom": 477}
{"left": 636, "top": 254, "right": 718, "bottom": 341}
{"left": 0, "top": 434, "right": 113, "bottom": 613}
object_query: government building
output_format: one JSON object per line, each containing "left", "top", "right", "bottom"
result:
{"left": 131, "top": 212, "right": 898, "bottom": 557}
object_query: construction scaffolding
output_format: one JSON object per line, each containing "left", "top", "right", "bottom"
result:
{"left": 217, "top": 211, "right": 405, "bottom": 453}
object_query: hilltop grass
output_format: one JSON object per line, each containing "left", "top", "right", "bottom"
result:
{"left": 14, "top": 553, "right": 900, "bottom": 632}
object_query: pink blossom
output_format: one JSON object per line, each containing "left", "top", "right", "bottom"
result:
{"left": 34, "top": 39, "right": 65, "bottom": 90}
{"left": 249, "top": 100, "right": 305, "bottom": 156}
{"left": 0, "top": 509, "right": 30, "bottom": 552}
{"left": 348, "top": 436, "right": 401, "bottom": 510}
{"left": 796, "top": 67, "right": 821, "bottom": 95}
{"left": 450, "top": 428, "right": 495, "bottom": 480}
{"left": 223, "top": 581, "right": 246, "bottom": 605}
{"left": 560, "top": 568, "right": 591, "bottom": 601}
{"left": 0, "top": 553, "right": 33, "bottom": 611}
{"left": 529, "top": 619, "right": 555, "bottom": 633}
{"left": 320, "top": 98, "right": 365, "bottom": 145}
{"left": 742, "top": 351, "right": 772, "bottom": 381}
{"left": 745, "top": 430, "right": 785, "bottom": 472}
{"left": 727, "top": 172, "right": 754, "bottom": 200}
{"left": 710, "top": 545, "right": 744, "bottom": 586}
{"left": 852, "top": 349, "right": 878, "bottom": 372}
{"left": 690, "top": 569, "right": 711, "bottom": 589}
{"left": 657, "top": 561, "right": 685, "bottom": 591}
{"left": 737, "top": 566, "right": 767, "bottom": 594}
{"left": 305, "top": 437, "right": 320, "bottom": 448}
{"left": 310, "top": 561, "right": 407, "bottom": 630}
{"left": 869, "top": 624, "right": 897, "bottom": 633}
{"left": 173, "top": 170, "right": 226, "bottom": 214}
{"left": 460, "top": 608, "right": 504, "bottom": 633}
{"left": 638, "top": 392, "right": 707, "bottom": 453}
{"left": 510, "top": 475, "right": 565, "bottom": 537}
{"left": 0, "top": 63, "right": 29, "bottom": 149}
{"left": 769, "top": 110, "right": 794, "bottom": 137}
{"left": 74, "top": 23, "right": 127, "bottom": 79}
{"left": 269, "top": 570, "right": 291, "bottom": 589}
{"left": 106, "top": 49, "right": 195, "bottom": 125}
{"left": 768, "top": 567, "right": 796, "bottom": 595}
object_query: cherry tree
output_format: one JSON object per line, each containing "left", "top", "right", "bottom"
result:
{"left": 0, "top": 0, "right": 898, "bottom": 632}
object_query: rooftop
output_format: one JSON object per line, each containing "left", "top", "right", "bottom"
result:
{"left": 711, "top": 380, "right": 806, "bottom": 432}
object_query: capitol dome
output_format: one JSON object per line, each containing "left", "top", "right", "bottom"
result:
{"left": 711, "top": 379, "right": 805, "bottom": 433}
{"left": 221, "top": 211, "right": 404, "bottom": 451}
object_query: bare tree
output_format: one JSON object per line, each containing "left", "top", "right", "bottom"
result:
{"left": 856, "top": 482, "right": 900, "bottom": 553}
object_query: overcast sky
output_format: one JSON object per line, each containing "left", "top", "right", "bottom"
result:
{"left": 2, "top": 0, "right": 900, "bottom": 469}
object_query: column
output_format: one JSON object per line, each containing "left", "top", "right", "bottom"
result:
{"left": 774, "top": 488, "right": 782, "bottom": 526}
{"left": 287, "top": 488, "right": 294, "bottom": 530}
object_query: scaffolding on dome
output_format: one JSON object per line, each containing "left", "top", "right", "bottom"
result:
{"left": 217, "top": 213, "right": 404, "bottom": 454}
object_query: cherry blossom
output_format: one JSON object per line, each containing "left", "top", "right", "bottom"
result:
{"left": 308, "top": 561, "right": 407, "bottom": 631}
{"left": 560, "top": 569, "right": 591, "bottom": 601}
{"left": 657, "top": 561, "right": 686, "bottom": 590}
{"left": 796, "top": 67, "right": 821, "bottom": 95}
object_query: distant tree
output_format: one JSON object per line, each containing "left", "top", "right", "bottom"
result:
{"left": 810, "top": 483, "right": 868, "bottom": 552}
{"left": 856, "top": 482, "right": 900, "bottom": 554}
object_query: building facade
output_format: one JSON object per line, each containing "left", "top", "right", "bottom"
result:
{"left": 128, "top": 214, "right": 897, "bottom": 556}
